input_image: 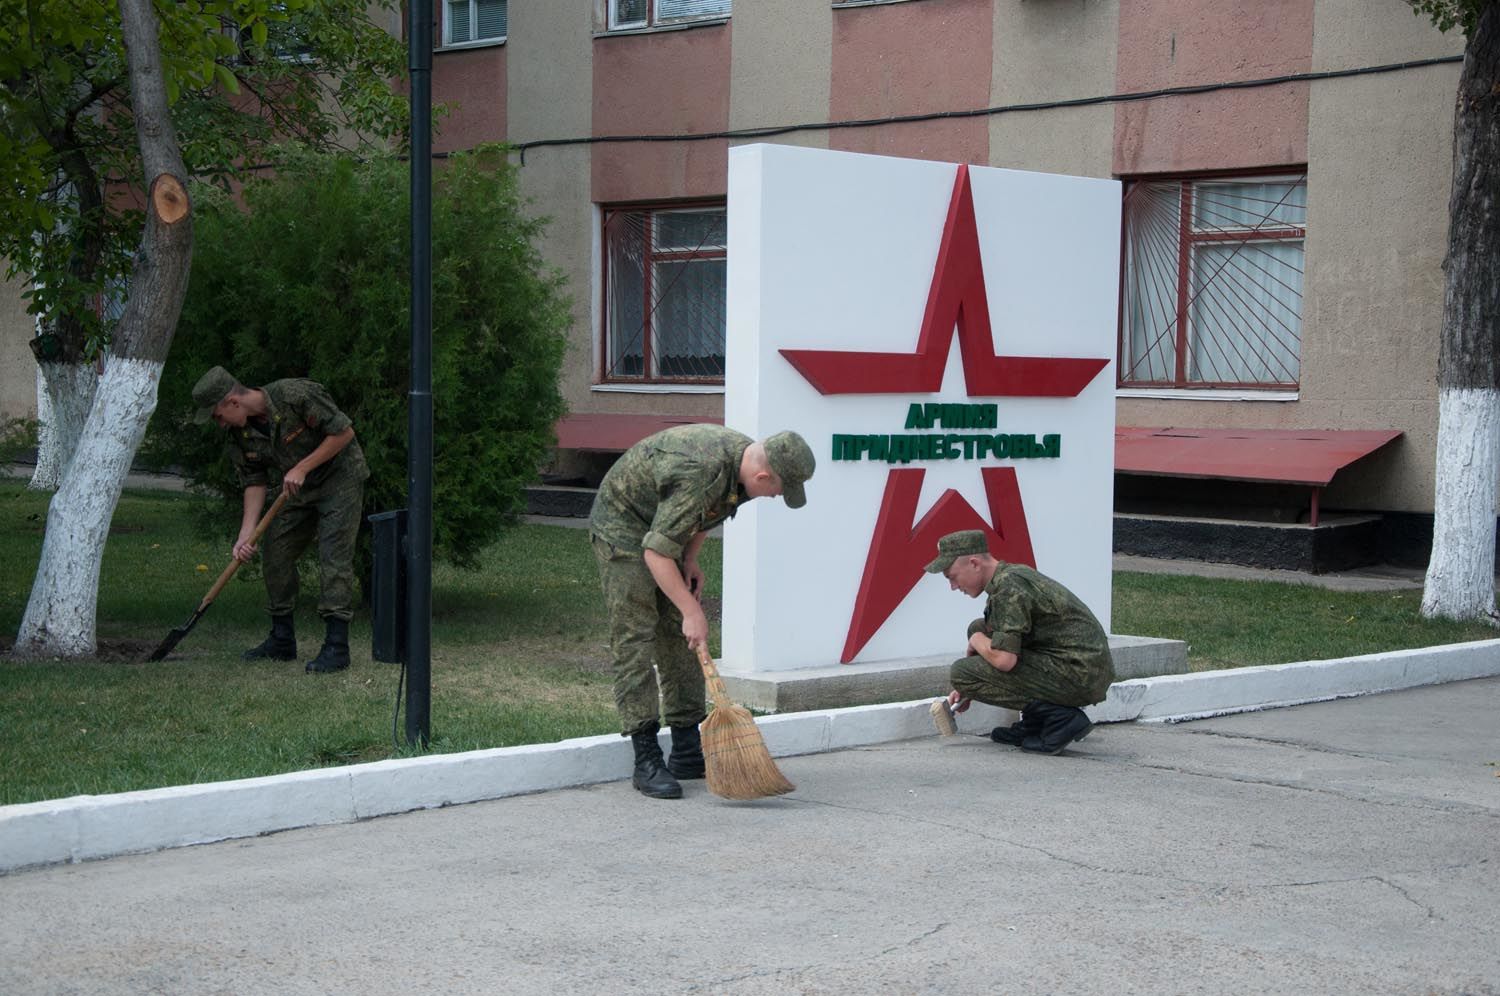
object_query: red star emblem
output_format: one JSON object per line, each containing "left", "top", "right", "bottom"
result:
{"left": 779, "top": 165, "right": 1110, "bottom": 662}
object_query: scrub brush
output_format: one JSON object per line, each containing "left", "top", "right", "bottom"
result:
{"left": 929, "top": 697, "right": 968, "bottom": 737}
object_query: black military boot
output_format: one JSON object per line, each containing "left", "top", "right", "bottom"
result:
{"left": 305, "top": 618, "right": 351, "bottom": 674}
{"left": 667, "top": 723, "right": 706, "bottom": 780}
{"left": 631, "top": 724, "right": 683, "bottom": 799}
{"left": 1021, "top": 703, "right": 1093, "bottom": 755}
{"left": 243, "top": 614, "right": 296, "bottom": 661}
{"left": 990, "top": 703, "right": 1045, "bottom": 747}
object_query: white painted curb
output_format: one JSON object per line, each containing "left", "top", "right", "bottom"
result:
{"left": 3, "top": 638, "right": 1498, "bottom": 874}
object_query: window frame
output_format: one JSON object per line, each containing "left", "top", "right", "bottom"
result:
{"left": 1117, "top": 169, "right": 1308, "bottom": 392}
{"left": 599, "top": 200, "right": 728, "bottom": 388}
{"left": 606, "top": 0, "right": 731, "bottom": 32}
{"left": 442, "top": 0, "right": 508, "bottom": 49}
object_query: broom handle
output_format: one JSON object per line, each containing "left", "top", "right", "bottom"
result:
{"left": 694, "top": 644, "right": 734, "bottom": 710}
{"left": 200, "top": 490, "right": 291, "bottom": 608}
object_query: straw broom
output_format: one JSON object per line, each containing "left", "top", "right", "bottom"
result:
{"left": 695, "top": 644, "right": 795, "bottom": 800}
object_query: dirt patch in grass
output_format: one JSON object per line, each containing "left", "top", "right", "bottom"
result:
{"left": 0, "top": 636, "right": 158, "bottom": 665}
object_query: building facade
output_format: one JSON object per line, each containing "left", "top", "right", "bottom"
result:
{"left": 429, "top": 0, "right": 1464, "bottom": 545}
{"left": 3, "top": 0, "right": 1472, "bottom": 560}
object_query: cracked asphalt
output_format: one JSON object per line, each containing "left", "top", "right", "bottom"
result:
{"left": 3, "top": 678, "right": 1497, "bottom": 996}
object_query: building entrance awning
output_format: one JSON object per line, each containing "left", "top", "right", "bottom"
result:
{"left": 1114, "top": 426, "right": 1403, "bottom": 524}
{"left": 554, "top": 413, "right": 723, "bottom": 453}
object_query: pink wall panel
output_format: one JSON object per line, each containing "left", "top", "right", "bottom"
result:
{"left": 432, "top": 46, "right": 509, "bottom": 154}
{"left": 1114, "top": 0, "right": 1313, "bottom": 175}
{"left": 829, "top": 0, "right": 991, "bottom": 165}
{"left": 591, "top": 26, "right": 732, "bottom": 203}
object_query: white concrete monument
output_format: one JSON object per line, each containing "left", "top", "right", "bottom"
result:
{"left": 722, "top": 143, "right": 1120, "bottom": 674}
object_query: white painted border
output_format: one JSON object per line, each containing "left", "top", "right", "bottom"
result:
{"left": 3, "top": 638, "right": 1498, "bottom": 874}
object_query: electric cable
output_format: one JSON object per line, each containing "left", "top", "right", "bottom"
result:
{"left": 510, "top": 55, "right": 1464, "bottom": 164}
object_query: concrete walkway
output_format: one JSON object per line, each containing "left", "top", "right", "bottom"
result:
{"left": 2, "top": 677, "right": 1497, "bottom": 996}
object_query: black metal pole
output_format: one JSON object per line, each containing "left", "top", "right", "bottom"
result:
{"left": 405, "top": 0, "right": 433, "bottom": 746}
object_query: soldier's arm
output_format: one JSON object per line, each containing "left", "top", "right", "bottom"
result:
{"left": 977, "top": 578, "right": 1027, "bottom": 671}
{"left": 967, "top": 633, "right": 1019, "bottom": 672}
{"left": 682, "top": 531, "right": 709, "bottom": 595}
{"left": 282, "top": 426, "right": 354, "bottom": 496}
{"left": 233, "top": 485, "right": 268, "bottom": 562}
{"left": 643, "top": 548, "right": 709, "bottom": 650}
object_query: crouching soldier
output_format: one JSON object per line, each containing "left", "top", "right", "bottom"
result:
{"left": 193, "top": 366, "right": 369, "bottom": 674}
{"left": 927, "top": 530, "right": 1115, "bottom": 754}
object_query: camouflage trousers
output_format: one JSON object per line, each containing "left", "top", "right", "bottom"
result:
{"left": 591, "top": 535, "right": 706, "bottom": 736}
{"left": 262, "top": 474, "right": 364, "bottom": 622}
{"left": 951, "top": 619, "right": 1115, "bottom": 711}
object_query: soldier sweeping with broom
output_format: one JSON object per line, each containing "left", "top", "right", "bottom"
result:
{"left": 589, "top": 425, "right": 814, "bottom": 800}
{"left": 927, "top": 530, "right": 1115, "bottom": 754}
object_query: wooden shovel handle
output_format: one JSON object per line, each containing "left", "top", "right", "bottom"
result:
{"left": 694, "top": 643, "right": 733, "bottom": 710}
{"left": 200, "top": 490, "right": 292, "bottom": 608}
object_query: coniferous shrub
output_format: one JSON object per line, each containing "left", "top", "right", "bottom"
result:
{"left": 147, "top": 146, "right": 571, "bottom": 570}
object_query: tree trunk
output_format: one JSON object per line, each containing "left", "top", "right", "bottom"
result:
{"left": 1423, "top": 7, "right": 1500, "bottom": 624}
{"left": 29, "top": 360, "right": 99, "bottom": 491}
{"left": 16, "top": 359, "right": 163, "bottom": 656}
{"left": 12, "top": 0, "right": 193, "bottom": 659}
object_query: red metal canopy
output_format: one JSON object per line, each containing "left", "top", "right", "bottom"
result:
{"left": 554, "top": 413, "right": 723, "bottom": 452}
{"left": 1114, "top": 427, "right": 1403, "bottom": 487}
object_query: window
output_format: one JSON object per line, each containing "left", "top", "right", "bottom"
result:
{"left": 608, "top": 0, "right": 731, "bottom": 31}
{"left": 602, "top": 204, "right": 727, "bottom": 383}
{"left": 445, "top": 0, "right": 507, "bottom": 46}
{"left": 1119, "top": 174, "right": 1306, "bottom": 390}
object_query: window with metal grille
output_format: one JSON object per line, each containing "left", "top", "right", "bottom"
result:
{"left": 445, "top": 0, "right": 507, "bottom": 46}
{"left": 602, "top": 204, "right": 727, "bottom": 384}
{"left": 608, "top": 0, "right": 731, "bottom": 31}
{"left": 1119, "top": 173, "right": 1306, "bottom": 390}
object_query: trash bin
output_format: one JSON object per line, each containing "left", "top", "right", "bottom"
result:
{"left": 368, "top": 509, "right": 408, "bottom": 663}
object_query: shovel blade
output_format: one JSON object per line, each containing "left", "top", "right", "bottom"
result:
{"left": 145, "top": 626, "right": 188, "bottom": 662}
{"left": 145, "top": 608, "right": 205, "bottom": 662}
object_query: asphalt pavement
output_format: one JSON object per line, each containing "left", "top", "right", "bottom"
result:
{"left": 2, "top": 677, "right": 1497, "bottom": 996}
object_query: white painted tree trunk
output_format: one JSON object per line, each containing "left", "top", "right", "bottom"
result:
{"left": 15, "top": 357, "right": 162, "bottom": 657}
{"left": 1422, "top": 388, "right": 1500, "bottom": 622}
{"left": 29, "top": 361, "right": 98, "bottom": 491}
{"left": 14, "top": 0, "right": 192, "bottom": 660}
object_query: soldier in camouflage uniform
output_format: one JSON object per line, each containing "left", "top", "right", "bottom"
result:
{"left": 926, "top": 530, "right": 1114, "bottom": 754}
{"left": 589, "top": 425, "right": 815, "bottom": 799}
{"left": 192, "top": 366, "right": 370, "bottom": 674}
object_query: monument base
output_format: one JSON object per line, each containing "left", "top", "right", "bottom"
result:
{"left": 717, "top": 634, "right": 1189, "bottom": 714}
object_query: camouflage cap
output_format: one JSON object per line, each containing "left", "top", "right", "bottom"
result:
{"left": 764, "top": 430, "right": 815, "bottom": 509}
{"left": 924, "top": 529, "right": 991, "bottom": 573}
{"left": 191, "top": 366, "right": 238, "bottom": 424}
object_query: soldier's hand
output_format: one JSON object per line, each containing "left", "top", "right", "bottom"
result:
{"left": 233, "top": 539, "right": 257, "bottom": 563}
{"left": 947, "top": 691, "right": 970, "bottom": 713}
{"left": 282, "top": 465, "right": 307, "bottom": 496}
{"left": 681, "top": 606, "right": 709, "bottom": 650}
{"left": 683, "top": 561, "right": 706, "bottom": 600}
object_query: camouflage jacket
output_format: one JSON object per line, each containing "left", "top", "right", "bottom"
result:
{"left": 226, "top": 379, "right": 369, "bottom": 491}
{"left": 589, "top": 424, "right": 752, "bottom": 559}
{"left": 981, "top": 563, "right": 1109, "bottom": 662}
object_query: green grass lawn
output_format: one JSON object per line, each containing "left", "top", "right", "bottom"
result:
{"left": 1, "top": 479, "right": 1494, "bottom": 805}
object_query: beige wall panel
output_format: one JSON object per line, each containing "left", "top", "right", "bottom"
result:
{"left": 989, "top": 1, "right": 1116, "bottom": 183}
{"left": 0, "top": 275, "right": 35, "bottom": 420}
{"left": 505, "top": 4, "right": 593, "bottom": 419}
{"left": 1299, "top": 55, "right": 1459, "bottom": 513}
{"left": 730, "top": 0, "right": 830, "bottom": 145}
{"left": 1312, "top": 0, "right": 1463, "bottom": 70}
{"left": 506, "top": 1, "right": 593, "bottom": 139}
{"left": 994, "top": 0, "right": 1117, "bottom": 104}
{"left": 513, "top": 144, "right": 595, "bottom": 415}
{"left": 990, "top": 108, "right": 1115, "bottom": 178}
